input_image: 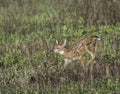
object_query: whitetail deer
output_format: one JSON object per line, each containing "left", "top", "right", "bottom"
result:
{"left": 54, "top": 35, "right": 100, "bottom": 68}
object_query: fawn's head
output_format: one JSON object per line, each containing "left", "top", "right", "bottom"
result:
{"left": 53, "top": 39, "right": 67, "bottom": 55}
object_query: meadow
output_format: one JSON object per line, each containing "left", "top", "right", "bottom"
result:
{"left": 0, "top": 0, "right": 120, "bottom": 94}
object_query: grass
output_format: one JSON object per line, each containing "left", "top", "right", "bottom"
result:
{"left": 0, "top": 0, "right": 120, "bottom": 94}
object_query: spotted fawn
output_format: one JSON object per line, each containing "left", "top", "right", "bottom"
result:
{"left": 54, "top": 35, "right": 100, "bottom": 68}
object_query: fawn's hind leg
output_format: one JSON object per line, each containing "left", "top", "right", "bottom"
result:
{"left": 86, "top": 50, "right": 96, "bottom": 65}
{"left": 85, "top": 45, "right": 96, "bottom": 66}
{"left": 79, "top": 56, "right": 85, "bottom": 69}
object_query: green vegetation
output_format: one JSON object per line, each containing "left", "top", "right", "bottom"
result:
{"left": 0, "top": 0, "right": 120, "bottom": 94}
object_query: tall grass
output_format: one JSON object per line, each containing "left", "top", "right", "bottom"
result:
{"left": 0, "top": 0, "right": 120, "bottom": 94}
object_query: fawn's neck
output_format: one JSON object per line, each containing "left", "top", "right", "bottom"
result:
{"left": 60, "top": 48, "right": 71, "bottom": 59}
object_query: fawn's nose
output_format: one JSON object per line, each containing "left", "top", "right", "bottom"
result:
{"left": 53, "top": 49, "right": 59, "bottom": 53}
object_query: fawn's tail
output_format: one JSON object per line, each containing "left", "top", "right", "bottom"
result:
{"left": 94, "top": 35, "right": 101, "bottom": 40}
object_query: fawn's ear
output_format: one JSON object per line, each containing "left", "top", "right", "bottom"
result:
{"left": 56, "top": 40, "right": 58, "bottom": 44}
{"left": 62, "top": 39, "right": 67, "bottom": 47}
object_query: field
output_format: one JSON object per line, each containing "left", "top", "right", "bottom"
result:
{"left": 0, "top": 0, "right": 120, "bottom": 94}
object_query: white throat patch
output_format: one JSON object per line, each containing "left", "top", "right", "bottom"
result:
{"left": 59, "top": 51, "right": 64, "bottom": 55}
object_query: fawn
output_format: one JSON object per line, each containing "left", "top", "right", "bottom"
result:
{"left": 53, "top": 35, "right": 100, "bottom": 68}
